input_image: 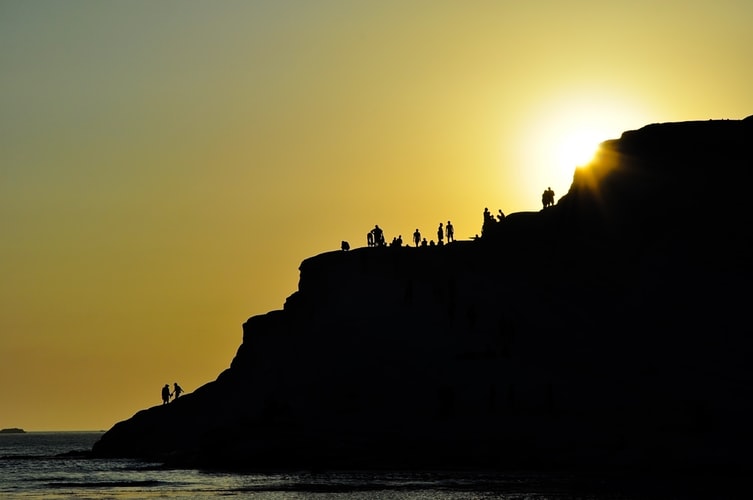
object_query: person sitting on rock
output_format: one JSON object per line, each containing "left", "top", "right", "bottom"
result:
{"left": 482, "top": 207, "right": 496, "bottom": 236}
{"left": 483, "top": 207, "right": 493, "bottom": 223}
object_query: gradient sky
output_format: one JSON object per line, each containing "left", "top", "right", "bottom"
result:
{"left": 1, "top": 1, "right": 751, "bottom": 431}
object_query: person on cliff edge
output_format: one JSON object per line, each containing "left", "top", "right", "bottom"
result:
{"left": 161, "top": 384, "right": 171, "bottom": 405}
{"left": 172, "top": 382, "right": 184, "bottom": 400}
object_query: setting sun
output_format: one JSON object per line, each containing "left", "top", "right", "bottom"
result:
{"left": 555, "top": 128, "right": 605, "bottom": 171}
{"left": 516, "top": 90, "right": 653, "bottom": 206}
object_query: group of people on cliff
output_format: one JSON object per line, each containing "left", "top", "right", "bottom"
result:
{"left": 365, "top": 220, "right": 455, "bottom": 249}
{"left": 161, "top": 382, "right": 184, "bottom": 405}
{"left": 346, "top": 187, "right": 554, "bottom": 250}
{"left": 480, "top": 207, "right": 506, "bottom": 236}
{"left": 413, "top": 220, "right": 455, "bottom": 247}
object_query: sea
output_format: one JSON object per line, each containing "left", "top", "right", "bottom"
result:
{"left": 0, "top": 431, "right": 748, "bottom": 499}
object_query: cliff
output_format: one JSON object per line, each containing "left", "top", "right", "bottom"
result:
{"left": 92, "top": 117, "right": 753, "bottom": 473}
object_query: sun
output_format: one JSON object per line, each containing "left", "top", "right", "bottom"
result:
{"left": 542, "top": 111, "right": 624, "bottom": 182}
{"left": 555, "top": 128, "right": 605, "bottom": 172}
{"left": 516, "top": 90, "right": 652, "bottom": 207}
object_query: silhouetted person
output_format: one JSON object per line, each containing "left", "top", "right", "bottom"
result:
{"left": 446, "top": 220, "right": 454, "bottom": 242}
{"left": 173, "top": 382, "right": 183, "bottom": 400}
{"left": 372, "top": 225, "right": 385, "bottom": 246}
{"left": 161, "top": 384, "right": 170, "bottom": 405}
{"left": 542, "top": 187, "right": 555, "bottom": 208}
{"left": 421, "top": 238, "right": 428, "bottom": 247}
{"left": 397, "top": 234, "right": 403, "bottom": 246}
{"left": 497, "top": 209, "right": 505, "bottom": 222}
{"left": 482, "top": 207, "right": 496, "bottom": 236}
{"left": 341, "top": 240, "right": 350, "bottom": 251}
{"left": 413, "top": 228, "right": 421, "bottom": 247}
{"left": 437, "top": 223, "right": 444, "bottom": 245}
{"left": 367, "top": 231, "right": 374, "bottom": 247}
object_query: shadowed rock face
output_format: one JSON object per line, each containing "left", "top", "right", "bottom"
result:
{"left": 93, "top": 117, "right": 753, "bottom": 473}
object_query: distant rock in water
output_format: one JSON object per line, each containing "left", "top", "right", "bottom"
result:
{"left": 93, "top": 117, "right": 753, "bottom": 474}
{"left": 0, "top": 428, "right": 26, "bottom": 434}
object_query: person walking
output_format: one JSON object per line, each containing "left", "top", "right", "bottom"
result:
{"left": 161, "top": 384, "right": 171, "bottom": 405}
{"left": 172, "top": 382, "right": 184, "bottom": 400}
{"left": 413, "top": 228, "right": 421, "bottom": 247}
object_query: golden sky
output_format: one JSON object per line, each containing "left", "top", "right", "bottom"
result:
{"left": 1, "top": 1, "right": 751, "bottom": 431}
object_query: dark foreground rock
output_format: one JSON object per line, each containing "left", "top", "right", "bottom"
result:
{"left": 93, "top": 117, "right": 753, "bottom": 474}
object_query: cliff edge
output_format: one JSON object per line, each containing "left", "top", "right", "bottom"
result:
{"left": 92, "top": 117, "right": 753, "bottom": 473}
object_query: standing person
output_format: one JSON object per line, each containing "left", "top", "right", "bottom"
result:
{"left": 413, "top": 228, "right": 421, "bottom": 247}
{"left": 437, "top": 222, "right": 444, "bottom": 245}
{"left": 173, "top": 382, "right": 183, "bottom": 400}
{"left": 373, "top": 225, "right": 384, "bottom": 246}
{"left": 542, "top": 187, "right": 555, "bottom": 208}
{"left": 161, "top": 384, "right": 171, "bottom": 405}
{"left": 446, "top": 220, "right": 454, "bottom": 242}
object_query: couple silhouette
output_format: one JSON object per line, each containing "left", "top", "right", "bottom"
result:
{"left": 161, "top": 383, "right": 183, "bottom": 404}
{"left": 542, "top": 187, "right": 555, "bottom": 208}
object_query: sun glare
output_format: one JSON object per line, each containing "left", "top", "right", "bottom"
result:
{"left": 516, "top": 90, "right": 651, "bottom": 206}
{"left": 556, "top": 128, "right": 604, "bottom": 171}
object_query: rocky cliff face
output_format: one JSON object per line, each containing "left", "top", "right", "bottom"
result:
{"left": 92, "top": 117, "right": 753, "bottom": 473}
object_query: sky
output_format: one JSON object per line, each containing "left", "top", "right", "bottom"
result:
{"left": 1, "top": 0, "right": 751, "bottom": 431}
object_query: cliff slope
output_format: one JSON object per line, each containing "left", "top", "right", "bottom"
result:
{"left": 93, "top": 117, "right": 753, "bottom": 472}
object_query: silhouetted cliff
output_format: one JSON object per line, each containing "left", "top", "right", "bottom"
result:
{"left": 93, "top": 117, "right": 753, "bottom": 474}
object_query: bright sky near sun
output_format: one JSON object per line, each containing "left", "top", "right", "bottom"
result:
{"left": 1, "top": 1, "right": 751, "bottom": 431}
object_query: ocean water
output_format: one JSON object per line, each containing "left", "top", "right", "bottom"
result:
{"left": 0, "top": 431, "right": 744, "bottom": 499}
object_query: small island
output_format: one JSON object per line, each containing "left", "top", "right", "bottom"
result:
{"left": 0, "top": 428, "right": 26, "bottom": 434}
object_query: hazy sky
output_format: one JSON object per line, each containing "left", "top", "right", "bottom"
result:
{"left": 2, "top": 1, "right": 751, "bottom": 431}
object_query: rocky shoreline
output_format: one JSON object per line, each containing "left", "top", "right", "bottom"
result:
{"left": 93, "top": 117, "right": 753, "bottom": 474}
